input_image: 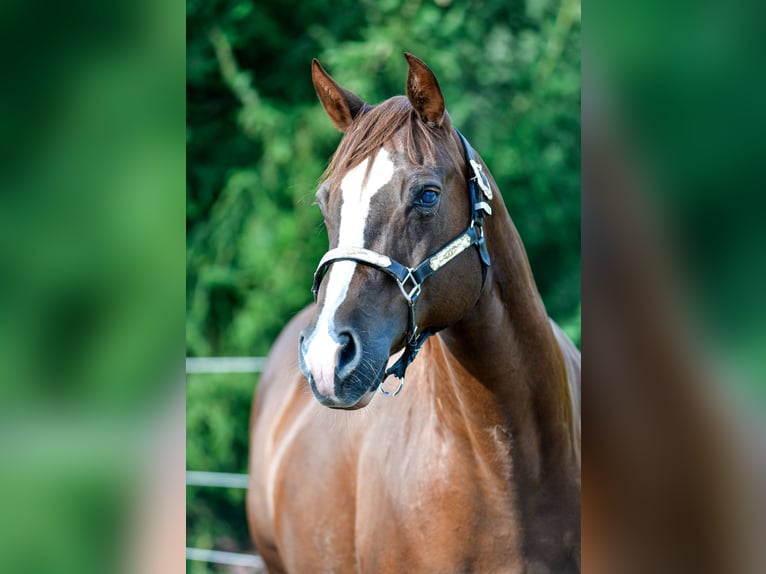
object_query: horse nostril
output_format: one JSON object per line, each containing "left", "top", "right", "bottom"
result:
{"left": 336, "top": 330, "right": 360, "bottom": 378}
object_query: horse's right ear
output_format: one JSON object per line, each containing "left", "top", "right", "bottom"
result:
{"left": 312, "top": 59, "right": 367, "bottom": 132}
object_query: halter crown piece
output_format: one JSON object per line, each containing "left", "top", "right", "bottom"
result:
{"left": 311, "top": 129, "right": 492, "bottom": 396}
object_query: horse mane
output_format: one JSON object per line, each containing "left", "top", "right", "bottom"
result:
{"left": 321, "top": 95, "right": 458, "bottom": 185}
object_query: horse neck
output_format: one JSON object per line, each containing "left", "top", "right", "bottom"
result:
{"left": 436, "top": 188, "right": 578, "bottom": 483}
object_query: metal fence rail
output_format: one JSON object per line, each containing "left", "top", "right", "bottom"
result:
{"left": 187, "top": 357, "right": 265, "bottom": 569}
{"left": 186, "top": 547, "right": 265, "bottom": 570}
{"left": 186, "top": 470, "right": 249, "bottom": 489}
{"left": 186, "top": 356, "right": 266, "bottom": 374}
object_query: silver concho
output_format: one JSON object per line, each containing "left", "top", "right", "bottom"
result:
{"left": 429, "top": 233, "right": 473, "bottom": 271}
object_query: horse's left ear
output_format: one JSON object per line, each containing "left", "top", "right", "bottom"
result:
{"left": 404, "top": 53, "right": 445, "bottom": 127}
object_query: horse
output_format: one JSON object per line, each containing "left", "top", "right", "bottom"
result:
{"left": 247, "top": 53, "right": 581, "bottom": 573}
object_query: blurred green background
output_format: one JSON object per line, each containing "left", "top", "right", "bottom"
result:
{"left": 0, "top": 0, "right": 184, "bottom": 572}
{"left": 186, "top": 0, "right": 581, "bottom": 569}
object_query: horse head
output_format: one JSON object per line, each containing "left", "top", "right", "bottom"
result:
{"left": 299, "top": 53, "right": 490, "bottom": 409}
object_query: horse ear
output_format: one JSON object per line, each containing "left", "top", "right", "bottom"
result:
{"left": 312, "top": 59, "right": 367, "bottom": 132}
{"left": 404, "top": 53, "right": 445, "bottom": 127}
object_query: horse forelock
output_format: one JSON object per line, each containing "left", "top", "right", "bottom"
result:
{"left": 321, "top": 95, "right": 459, "bottom": 188}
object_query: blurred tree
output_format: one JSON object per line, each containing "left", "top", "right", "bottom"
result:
{"left": 186, "top": 0, "right": 580, "bottom": 566}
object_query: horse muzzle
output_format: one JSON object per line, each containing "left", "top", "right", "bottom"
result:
{"left": 299, "top": 325, "right": 389, "bottom": 409}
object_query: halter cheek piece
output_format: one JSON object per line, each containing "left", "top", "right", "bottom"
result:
{"left": 311, "top": 129, "right": 492, "bottom": 396}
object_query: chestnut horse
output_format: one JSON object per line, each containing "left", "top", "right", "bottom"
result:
{"left": 247, "top": 53, "right": 580, "bottom": 573}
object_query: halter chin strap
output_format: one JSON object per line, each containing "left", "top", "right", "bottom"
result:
{"left": 311, "top": 128, "right": 492, "bottom": 394}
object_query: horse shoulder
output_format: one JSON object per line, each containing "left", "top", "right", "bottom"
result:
{"left": 248, "top": 306, "right": 320, "bottom": 571}
{"left": 251, "top": 306, "right": 375, "bottom": 572}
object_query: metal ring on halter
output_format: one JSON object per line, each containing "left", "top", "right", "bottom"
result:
{"left": 379, "top": 375, "right": 405, "bottom": 397}
{"left": 396, "top": 269, "right": 421, "bottom": 304}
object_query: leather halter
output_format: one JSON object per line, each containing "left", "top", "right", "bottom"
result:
{"left": 311, "top": 129, "right": 492, "bottom": 395}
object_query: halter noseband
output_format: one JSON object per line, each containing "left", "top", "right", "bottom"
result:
{"left": 311, "top": 129, "right": 492, "bottom": 396}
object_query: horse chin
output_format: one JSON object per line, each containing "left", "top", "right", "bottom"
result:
{"left": 326, "top": 388, "right": 375, "bottom": 410}
{"left": 313, "top": 366, "right": 385, "bottom": 410}
{"left": 303, "top": 368, "right": 379, "bottom": 409}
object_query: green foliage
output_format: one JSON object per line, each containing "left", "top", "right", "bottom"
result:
{"left": 187, "top": 0, "right": 580, "bottom": 565}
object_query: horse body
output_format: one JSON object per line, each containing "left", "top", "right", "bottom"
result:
{"left": 247, "top": 54, "right": 580, "bottom": 573}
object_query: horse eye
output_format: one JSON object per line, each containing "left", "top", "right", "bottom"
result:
{"left": 417, "top": 188, "right": 440, "bottom": 207}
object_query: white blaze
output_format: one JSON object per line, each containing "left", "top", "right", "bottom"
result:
{"left": 304, "top": 148, "right": 395, "bottom": 397}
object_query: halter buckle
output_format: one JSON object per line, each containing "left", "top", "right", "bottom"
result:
{"left": 469, "top": 159, "right": 492, "bottom": 200}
